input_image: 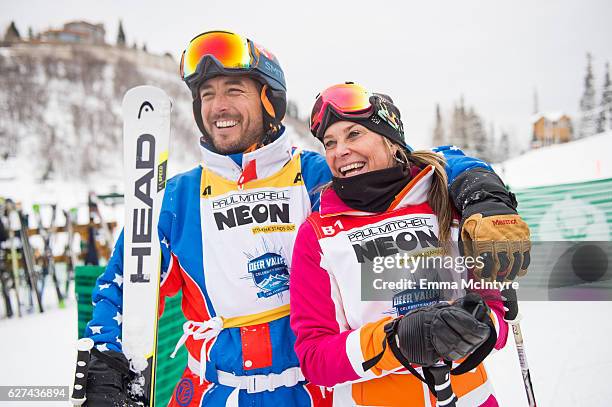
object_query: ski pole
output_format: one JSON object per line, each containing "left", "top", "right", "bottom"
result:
{"left": 16, "top": 205, "right": 43, "bottom": 313}
{"left": 70, "top": 337, "right": 94, "bottom": 406}
{"left": 4, "top": 200, "right": 23, "bottom": 317}
{"left": 429, "top": 362, "right": 457, "bottom": 407}
{"left": 502, "top": 288, "right": 537, "bottom": 407}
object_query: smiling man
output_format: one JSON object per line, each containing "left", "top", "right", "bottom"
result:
{"left": 198, "top": 76, "right": 264, "bottom": 153}
{"left": 82, "top": 30, "right": 333, "bottom": 407}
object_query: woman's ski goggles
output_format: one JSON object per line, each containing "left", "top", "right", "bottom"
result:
{"left": 180, "top": 31, "right": 254, "bottom": 81}
{"left": 309, "top": 83, "right": 375, "bottom": 139}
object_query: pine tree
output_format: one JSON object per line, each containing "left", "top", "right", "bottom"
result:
{"left": 450, "top": 97, "right": 468, "bottom": 150}
{"left": 488, "top": 123, "right": 499, "bottom": 162}
{"left": 598, "top": 62, "right": 612, "bottom": 133}
{"left": 499, "top": 131, "right": 511, "bottom": 161}
{"left": 466, "top": 107, "right": 489, "bottom": 161}
{"left": 286, "top": 100, "right": 299, "bottom": 119}
{"left": 28, "top": 27, "right": 34, "bottom": 41}
{"left": 117, "top": 20, "right": 126, "bottom": 47}
{"left": 432, "top": 104, "right": 445, "bottom": 146}
{"left": 142, "top": 43, "right": 147, "bottom": 52}
{"left": 578, "top": 53, "right": 597, "bottom": 138}
{"left": 4, "top": 21, "right": 21, "bottom": 42}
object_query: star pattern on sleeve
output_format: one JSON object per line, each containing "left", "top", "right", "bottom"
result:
{"left": 96, "top": 343, "right": 109, "bottom": 352}
{"left": 90, "top": 325, "right": 103, "bottom": 335}
{"left": 113, "top": 311, "right": 123, "bottom": 326}
{"left": 99, "top": 283, "right": 111, "bottom": 290}
{"left": 112, "top": 273, "right": 123, "bottom": 287}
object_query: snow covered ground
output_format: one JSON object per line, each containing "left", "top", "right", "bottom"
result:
{"left": 1, "top": 295, "right": 611, "bottom": 406}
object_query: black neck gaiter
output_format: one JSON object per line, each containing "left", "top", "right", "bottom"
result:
{"left": 332, "top": 165, "right": 412, "bottom": 213}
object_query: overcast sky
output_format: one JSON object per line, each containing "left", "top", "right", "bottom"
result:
{"left": 3, "top": 0, "right": 612, "bottom": 149}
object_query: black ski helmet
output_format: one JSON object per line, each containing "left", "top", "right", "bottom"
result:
{"left": 179, "top": 31, "right": 287, "bottom": 144}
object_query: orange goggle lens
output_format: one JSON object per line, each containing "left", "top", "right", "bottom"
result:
{"left": 310, "top": 83, "right": 373, "bottom": 135}
{"left": 180, "top": 31, "right": 253, "bottom": 80}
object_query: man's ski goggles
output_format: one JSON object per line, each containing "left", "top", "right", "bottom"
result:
{"left": 180, "top": 30, "right": 285, "bottom": 93}
{"left": 180, "top": 31, "right": 254, "bottom": 81}
{"left": 309, "top": 83, "right": 375, "bottom": 139}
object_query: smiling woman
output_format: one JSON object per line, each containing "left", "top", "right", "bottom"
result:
{"left": 310, "top": 83, "right": 453, "bottom": 242}
{"left": 289, "top": 82, "right": 517, "bottom": 407}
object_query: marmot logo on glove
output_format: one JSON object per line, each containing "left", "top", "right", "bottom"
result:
{"left": 492, "top": 219, "right": 518, "bottom": 226}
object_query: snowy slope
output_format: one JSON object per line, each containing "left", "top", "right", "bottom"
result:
{"left": 494, "top": 131, "right": 612, "bottom": 189}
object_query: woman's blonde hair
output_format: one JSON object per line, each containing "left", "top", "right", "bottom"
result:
{"left": 384, "top": 139, "right": 453, "bottom": 245}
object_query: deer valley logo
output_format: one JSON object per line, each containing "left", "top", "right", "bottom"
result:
{"left": 247, "top": 253, "right": 290, "bottom": 298}
{"left": 392, "top": 286, "right": 440, "bottom": 316}
{"left": 243, "top": 240, "right": 290, "bottom": 299}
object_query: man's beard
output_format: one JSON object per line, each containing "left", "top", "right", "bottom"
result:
{"left": 200, "top": 130, "right": 264, "bottom": 155}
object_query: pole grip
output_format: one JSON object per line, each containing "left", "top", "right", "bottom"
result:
{"left": 70, "top": 338, "right": 94, "bottom": 406}
{"left": 429, "top": 363, "right": 457, "bottom": 407}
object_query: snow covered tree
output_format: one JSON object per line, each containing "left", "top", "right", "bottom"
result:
{"left": 465, "top": 107, "right": 490, "bottom": 162}
{"left": 598, "top": 62, "right": 612, "bottom": 133}
{"left": 116, "top": 20, "right": 126, "bottom": 47}
{"left": 432, "top": 104, "right": 445, "bottom": 146}
{"left": 4, "top": 21, "right": 21, "bottom": 42}
{"left": 286, "top": 100, "right": 299, "bottom": 119}
{"left": 578, "top": 53, "right": 598, "bottom": 138}
{"left": 450, "top": 98, "right": 468, "bottom": 149}
{"left": 498, "top": 131, "right": 511, "bottom": 162}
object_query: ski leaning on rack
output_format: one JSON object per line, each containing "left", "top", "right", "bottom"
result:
{"left": 63, "top": 208, "right": 78, "bottom": 299}
{"left": 70, "top": 86, "right": 171, "bottom": 406}
{"left": 15, "top": 204, "right": 43, "bottom": 313}
{"left": 33, "top": 204, "right": 65, "bottom": 308}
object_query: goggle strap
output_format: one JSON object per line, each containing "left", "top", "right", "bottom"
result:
{"left": 261, "top": 85, "right": 275, "bottom": 117}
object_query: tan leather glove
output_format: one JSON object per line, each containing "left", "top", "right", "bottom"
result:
{"left": 461, "top": 213, "right": 531, "bottom": 282}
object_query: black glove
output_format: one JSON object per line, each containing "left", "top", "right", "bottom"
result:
{"left": 84, "top": 350, "right": 139, "bottom": 407}
{"left": 394, "top": 298, "right": 491, "bottom": 366}
{"left": 362, "top": 294, "right": 497, "bottom": 401}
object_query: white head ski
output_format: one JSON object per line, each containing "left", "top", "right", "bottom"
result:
{"left": 121, "top": 85, "right": 171, "bottom": 406}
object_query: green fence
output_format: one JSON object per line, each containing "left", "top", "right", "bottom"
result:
{"left": 75, "top": 266, "right": 187, "bottom": 406}
{"left": 511, "top": 177, "right": 612, "bottom": 296}
{"left": 513, "top": 177, "right": 612, "bottom": 241}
